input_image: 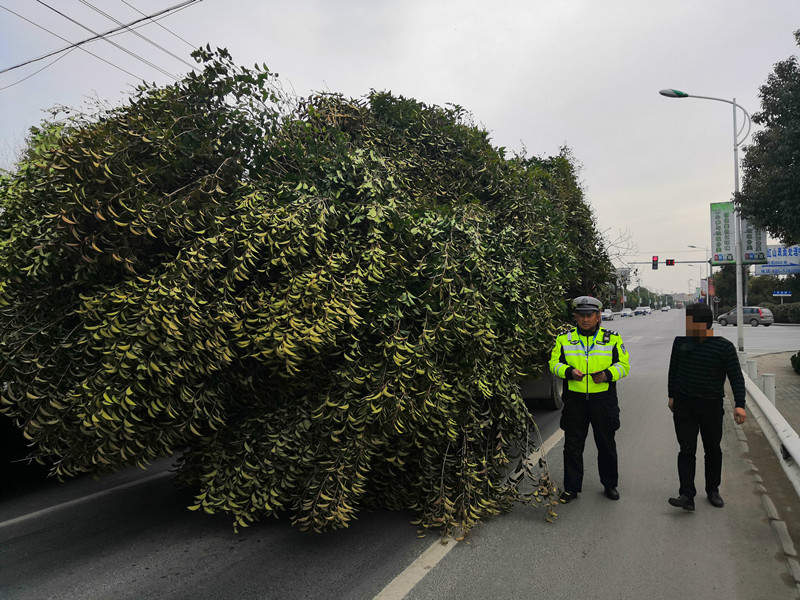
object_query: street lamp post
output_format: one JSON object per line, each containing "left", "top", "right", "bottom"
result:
{"left": 660, "top": 88, "right": 751, "bottom": 352}
{"left": 689, "top": 265, "right": 704, "bottom": 302}
{"left": 687, "top": 244, "right": 710, "bottom": 279}
{"left": 688, "top": 244, "right": 714, "bottom": 317}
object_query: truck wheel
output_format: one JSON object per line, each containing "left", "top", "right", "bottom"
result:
{"left": 521, "top": 374, "right": 563, "bottom": 411}
{"left": 549, "top": 377, "right": 564, "bottom": 410}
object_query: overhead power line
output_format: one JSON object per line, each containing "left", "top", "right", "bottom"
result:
{"left": 0, "top": 0, "right": 200, "bottom": 76}
{"left": 0, "top": 48, "right": 76, "bottom": 91}
{"left": 120, "top": 0, "right": 199, "bottom": 51}
{"left": 78, "top": 0, "right": 197, "bottom": 71}
{"left": 0, "top": 4, "right": 143, "bottom": 80}
{"left": 34, "top": 0, "right": 179, "bottom": 80}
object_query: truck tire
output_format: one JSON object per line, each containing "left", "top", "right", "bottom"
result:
{"left": 548, "top": 376, "right": 564, "bottom": 411}
{"left": 521, "top": 374, "right": 564, "bottom": 411}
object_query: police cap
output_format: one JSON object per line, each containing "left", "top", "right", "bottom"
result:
{"left": 572, "top": 296, "right": 603, "bottom": 314}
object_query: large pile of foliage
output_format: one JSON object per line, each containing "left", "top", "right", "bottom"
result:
{"left": 0, "top": 49, "right": 611, "bottom": 534}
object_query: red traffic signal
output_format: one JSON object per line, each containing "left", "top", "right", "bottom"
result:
{"left": 652, "top": 256, "right": 659, "bottom": 270}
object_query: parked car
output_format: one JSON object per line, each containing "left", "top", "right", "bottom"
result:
{"left": 619, "top": 308, "right": 633, "bottom": 317}
{"left": 601, "top": 309, "right": 615, "bottom": 321}
{"left": 716, "top": 306, "right": 774, "bottom": 327}
{"left": 661, "top": 305, "right": 670, "bottom": 312}
{"left": 633, "top": 307, "right": 647, "bottom": 316}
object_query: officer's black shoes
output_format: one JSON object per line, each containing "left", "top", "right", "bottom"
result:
{"left": 560, "top": 491, "right": 579, "bottom": 503}
{"left": 668, "top": 494, "right": 696, "bottom": 511}
{"left": 604, "top": 487, "right": 620, "bottom": 501}
{"left": 707, "top": 491, "right": 724, "bottom": 508}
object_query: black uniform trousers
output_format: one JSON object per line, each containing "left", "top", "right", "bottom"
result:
{"left": 560, "top": 391, "right": 620, "bottom": 494}
{"left": 672, "top": 395, "right": 723, "bottom": 498}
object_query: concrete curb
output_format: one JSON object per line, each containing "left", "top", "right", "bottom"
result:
{"left": 735, "top": 414, "right": 800, "bottom": 597}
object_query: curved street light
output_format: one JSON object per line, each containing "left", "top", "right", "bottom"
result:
{"left": 687, "top": 244, "right": 713, "bottom": 316}
{"left": 689, "top": 265, "right": 704, "bottom": 302}
{"left": 660, "top": 88, "right": 751, "bottom": 352}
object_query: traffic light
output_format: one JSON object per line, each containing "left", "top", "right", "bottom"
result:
{"left": 652, "top": 256, "right": 659, "bottom": 270}
{"left": 666, "top": 259, "right": 675, "bottom": 266}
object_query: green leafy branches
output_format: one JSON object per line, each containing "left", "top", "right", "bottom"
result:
{"left": 0, "top": 50, "right": 610, "bottom": 535}
{"left": 738, "top": 30, "right": 800, "bottom": 245}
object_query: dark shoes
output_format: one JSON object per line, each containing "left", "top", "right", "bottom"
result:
{"left": 668, "top": 494, "right": 696, "bottom": 511}
{"left": 560, "top": 491, "right": 578, "bottom": 503}
{"left": 560, "top": 489, "right": 619, "bottom": 502}
{"left": 668, "top": 492, "right": 723, "bottom": 510}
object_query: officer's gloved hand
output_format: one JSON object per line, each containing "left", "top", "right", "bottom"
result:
{"left": 590, "top": 371, "right": 607, "bottom": 383}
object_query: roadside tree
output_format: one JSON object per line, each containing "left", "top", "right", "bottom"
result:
{"left": 738, "top": 30, "right": 800, "bottom": 245}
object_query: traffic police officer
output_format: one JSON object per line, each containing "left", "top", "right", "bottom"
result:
{"left": 549, "top": 296, "right": 630, "bottom": 502}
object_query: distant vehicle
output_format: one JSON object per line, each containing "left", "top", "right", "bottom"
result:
{"left": 643, "top": 307, "right": 652, "bottom": 315}
{"left": 633, "top": 307, "right": 647, "bottom": 316}
{"left": 619, "top": 308, "right": 633, "bottom": 317}
{"left": 717, "top": 306, "right": 774, "bottom": 327}
{"left": 661, "top": 305, "right": 670, "bottom": 312}
{"left": 601, "top": 309, "right": 615, "bottom": 321}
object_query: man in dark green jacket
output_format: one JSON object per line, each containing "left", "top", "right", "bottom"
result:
{"left": 667, "top": 303, "right": 746, "bottom": 511}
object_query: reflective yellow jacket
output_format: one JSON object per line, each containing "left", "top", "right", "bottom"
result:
{"left": 549, "top": 326, "right": 630, "bottom": 395}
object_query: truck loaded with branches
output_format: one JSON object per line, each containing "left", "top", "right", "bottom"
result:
{"left": 0, "top": 49, "right": 612, "bottom": 535}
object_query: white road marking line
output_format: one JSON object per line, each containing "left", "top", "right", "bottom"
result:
{"left": 0, "top": 470, "right": 172, "bottom": 529}
{"left": 373, "top": 428, "right": 564, "bottom": 600}
{"left": 373, "top": 534, "right": 458, "bottom": 600}
{"left": 540, "top": 427, "right": 564, "bottom": 457}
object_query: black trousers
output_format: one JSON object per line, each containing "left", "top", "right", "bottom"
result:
{"left": 560, "top": 392, "right": 620, "bottom": 493}
{"left": 672, "top": 395, "right": 724, "bottom": 498}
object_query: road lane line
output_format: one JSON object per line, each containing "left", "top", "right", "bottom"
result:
{"left": 0, "top": 470, "right": 172, "bottom": 529}
{"left": 373, "top": 534, "right": 459, "bottom": 600}
{"left": 374, "top": 428, "right": 564, "bottom": 599}
{"left": 540, "top": 427, "right": 564, "bottom": 457}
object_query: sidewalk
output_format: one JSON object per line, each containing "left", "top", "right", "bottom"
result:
{"left": 743, "top": 351, "right": 800, "bottom": 596}
{"left": 754, "top": 351, "right": 800, "bottom": 435}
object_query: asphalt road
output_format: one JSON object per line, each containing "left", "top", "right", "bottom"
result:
{"left": 406, "top": 310, "right": 799, "bottom": 599}
{"left": 1, "top": 309, "right": 798, "bottom": 599}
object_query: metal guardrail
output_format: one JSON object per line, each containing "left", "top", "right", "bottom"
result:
{"left": 743, "top": 373, "right": 800, "bottom": 499}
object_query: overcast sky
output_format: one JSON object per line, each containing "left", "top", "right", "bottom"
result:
{"left": 1, "top": 0, "right": 799, "bottom": 296}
